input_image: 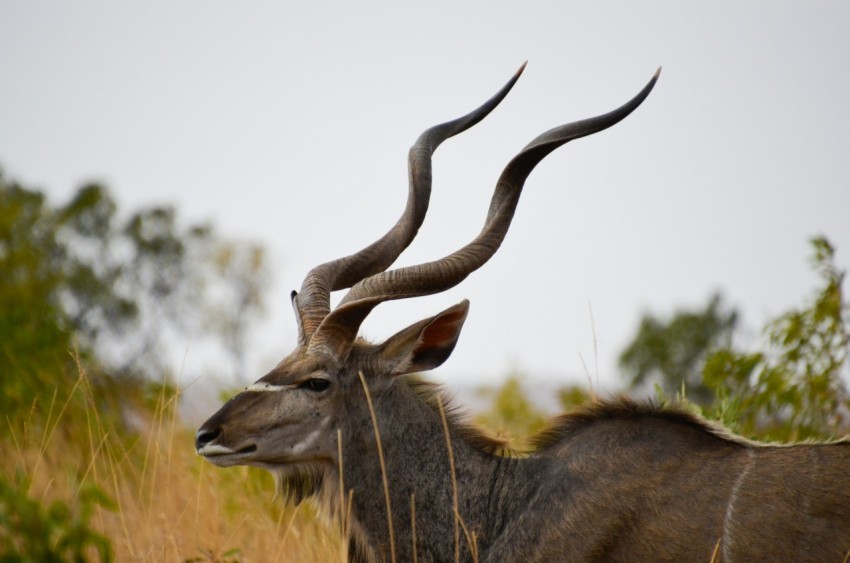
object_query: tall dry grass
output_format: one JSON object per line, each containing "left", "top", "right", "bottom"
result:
{"left": 1, "top": 364, "right": 345, "bottom": 562}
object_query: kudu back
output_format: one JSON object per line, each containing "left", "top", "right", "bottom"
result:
{"left": 196, "top": 65, "right": 850, "bottom": 562}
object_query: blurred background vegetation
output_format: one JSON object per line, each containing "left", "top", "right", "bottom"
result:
{"left": 1, "top": 167, "right": 848, "bottom": 560}
{"left": 0, "top": 169, "right": 338, "bottom": 562}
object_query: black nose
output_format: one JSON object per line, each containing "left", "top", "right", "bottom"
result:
{"left": 195, "top": 426, "right": 221, "bottom": 450}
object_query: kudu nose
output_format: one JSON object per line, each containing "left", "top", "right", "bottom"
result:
{"left": 195, "top": 426, "right": 221, "bottom": 450}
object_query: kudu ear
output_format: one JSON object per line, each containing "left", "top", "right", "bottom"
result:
{"left": 379, "top": 300, "right": 470, "bottom": 376}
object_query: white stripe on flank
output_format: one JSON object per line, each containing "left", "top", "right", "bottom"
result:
{"left": 721, "top": 449, "right": 755, "bottom": 562}
{"left": 245, "top": 382, "right": 288, "bottom": 393}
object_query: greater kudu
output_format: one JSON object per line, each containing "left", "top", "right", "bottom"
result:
{"left": 196, "top": 65, "right": 850, "bottom": 562}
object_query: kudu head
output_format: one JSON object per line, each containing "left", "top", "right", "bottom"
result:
{"left": 196, "top": 63, "right": 659, "bottom": 496}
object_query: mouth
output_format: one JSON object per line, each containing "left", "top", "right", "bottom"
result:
{"left": 197, "top": 443, "right": 258, "bottom": 467}
{"left": 197, "top": 444, "right": 330, "bottom": 472}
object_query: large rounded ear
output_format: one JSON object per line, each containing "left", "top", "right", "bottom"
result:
{"left": 378, "top": 300, "right": 470, "bottom": 376}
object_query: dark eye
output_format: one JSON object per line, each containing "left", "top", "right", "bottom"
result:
{"left": 300, "top": 378, "right": 330, "bottom": 393}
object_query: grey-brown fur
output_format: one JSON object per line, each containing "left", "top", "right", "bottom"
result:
{"left": 338, "top": 377, "right": 850, "bottom": 561}
{"left": 195, "top": 65, "right": 850, "bottom": 561}
{"left": 365, "top": 380, "right": 850, "bottom": 561}
{"left": 200, "top": 341, "right": 850, "bottom": 562}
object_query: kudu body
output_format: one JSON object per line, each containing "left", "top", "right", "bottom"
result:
{"left": 196, "top": 65, "right": 850, "bottom": 561}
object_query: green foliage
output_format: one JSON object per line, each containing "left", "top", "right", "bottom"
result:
{"left": 0, "top": 473, "right": 115, "bottom": 562}
{"left": 184, "top": 547, "right": 243, "bottom": 563}
{"left": 0, "top": 178, "right": 110, "bottom": 417}
{"left": 205, "top": 241, "right": 270, "bottom": 379}
{"left": 0, "top": 167, "right": 308, "bottom": 560}
{"left": 703, "top": 237, "right": 849, "bottom": 441}
{"left": 557, "top": 385, "right": 592, "bottom": 412}
{"left": 475, "top": 374, "right": 548, "bottom": 449}
{"left": 616, "top": 237, "right": 849, "bottom": 442}
{"left": 0, "top": 168, "right": 270, "bottom": 429}
{"left": 619, "top": 294, "right": 738, "bottom": 405}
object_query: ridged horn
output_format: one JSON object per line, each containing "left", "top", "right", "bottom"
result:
{"left": 307, "top": 68, "right": 661, "bottom": 358}
{"left": 293, "top": 63, "right": 527, "bottom": 343}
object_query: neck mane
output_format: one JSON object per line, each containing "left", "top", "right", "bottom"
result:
{"left": 278, "top": 380, "right": 762, "bottom": 562}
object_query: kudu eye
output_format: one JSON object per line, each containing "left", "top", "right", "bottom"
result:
{"left": 299, "top": 378, "right": 331, "bottom": 393}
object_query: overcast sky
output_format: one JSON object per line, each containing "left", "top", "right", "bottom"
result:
{"left": 2, "top": 2, "right": 849, "bottom": 396}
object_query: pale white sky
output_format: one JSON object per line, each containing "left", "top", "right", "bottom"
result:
{"left": 2, "top": 2, "right": 849, "bottom": 395}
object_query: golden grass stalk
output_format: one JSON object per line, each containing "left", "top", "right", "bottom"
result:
{"left": 358, "top": 370, "right": 396, "bottom": 563}
{"left": 435, "top": 394, "right": 479, "bottom": 563}
{"left": 1, "top": 362, "right": 344, "bottom": 562}
{"left": 435, "top": 394, "right": 461, "bottom": 563}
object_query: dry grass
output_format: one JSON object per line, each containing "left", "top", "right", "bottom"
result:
{"left": 1, "top": 367, "right": 344, "bottom": 562}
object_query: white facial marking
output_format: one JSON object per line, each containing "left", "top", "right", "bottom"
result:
{"left": 245, "top": 382, "right": 287, "bottom": 393}
{"left": 198, "top": 444, "right": 237, "bottom": 456}
{"left": 290, "top": 417, "right": 331, "bottom": 455}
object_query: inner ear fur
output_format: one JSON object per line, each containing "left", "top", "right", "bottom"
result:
{"left": 379, "top": 300, "right": 470, "bottom": 376}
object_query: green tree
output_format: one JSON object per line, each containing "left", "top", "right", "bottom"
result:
{"left": 109, "top": 206, "right": 214, "bottom": 376}
{"left": 0, "top": 473, "right": 115, "bottom": 563}
{"left": 619, "top": 293, "right": 738, "bottom": 404}
{"left": 0, "top": 178, "right": 128, "bottom": 417}
{"left": 475, "top": 373, "right": 548, "bottom": 451}
{"left": 205, "top": 240, "right": 270, "bottom": 380}
{"left": 703, "top": 237, "right": 849, "bottom": 441}
{"left": 0, "top": 168, "right": 270, "bottom": 423}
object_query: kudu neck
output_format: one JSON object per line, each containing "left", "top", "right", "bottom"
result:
{"left": 339, "top": 377, "right": 538, "bottom": 562}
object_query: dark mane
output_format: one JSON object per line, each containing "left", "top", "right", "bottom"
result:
{"left": 403, "top": 377, "right": 518, "bottom": 457}
{"left": 404, "top": 379, "right": 759, "bottom": 458}
{"left": 530, "top": 396, "right": 758, "bottom": 452}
